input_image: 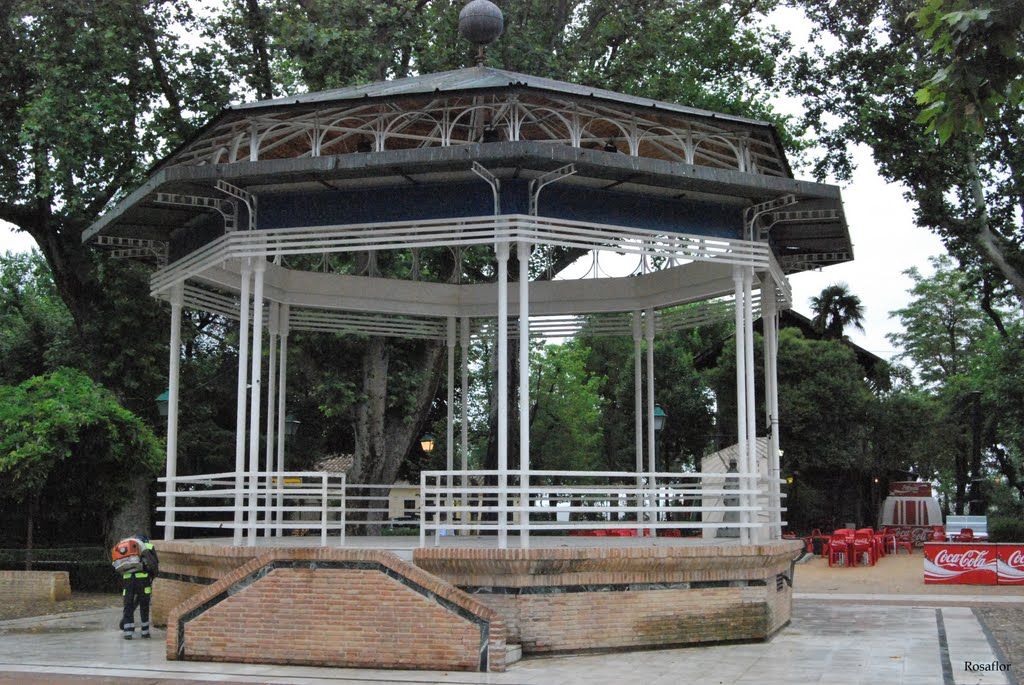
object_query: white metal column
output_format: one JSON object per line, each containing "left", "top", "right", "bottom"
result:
{"left": 763, "top": 278, "right": 782, "bottom": 539}
{"left": 460, "top": 317, "right": 470, "bottom": 480}
{"left": 645, "top": 307, "right": 656, "bottom": 530}
{"left": 632, "top": 311, "right": 643, "bottom": 523}
{"left": 164, "top": 283, "right": 184, "bottom": 541}
{"left": 496, "top": 242, "right": 510, "bottom": 548}
{"left": 263, "top": 302, "right": 278, "bottom": 537}
{"left": 743, "top": 268, "right": 759, "bottom": 542}
{"left": 233, "top": 261, "right": 253, "bottom": 546}
{"left": 518, "top": 241, "right": 531, "bottom": 549}
{"left": 733, "top": 267, "right": 750, "bottom": 545}
{"left": 446, "top": 317, "right": 456, "bottom": 532}
{"left": 246, "top": 259, "right": 266, "bottom": 546}
{"left": 275, "top": 304, "right": 290, "bottom": 537}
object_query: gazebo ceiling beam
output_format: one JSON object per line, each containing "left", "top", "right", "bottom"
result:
{"left": 149, "top": 215, "right": 770, "bottom": 294}
{"left": 178, "top": 278, "right": 750, "bottom": 342}
{"left": 176, "top": 257, "right": 757, "bottom": 320}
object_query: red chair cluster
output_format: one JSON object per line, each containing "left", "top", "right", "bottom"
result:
{"left": 810, "top": 527, "right": 908, "bottom": 568}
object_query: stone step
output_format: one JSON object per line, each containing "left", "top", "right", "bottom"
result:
{"left": 506, "top": 644, "right": 523, "bottom": 665}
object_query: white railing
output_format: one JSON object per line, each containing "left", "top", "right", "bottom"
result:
{"left": 157, "top": 471, "right": 347, "bottom": 546}
{"left": 158, "top": 469, "right": 785, "bottom": 548}
{"left": 419, "top": 469, "right": 784, "bottom": 547}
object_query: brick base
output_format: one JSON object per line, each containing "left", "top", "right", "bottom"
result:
{"left": 0, "top": 570, "right": 71, "bottom": 602}
{"left": 150, "top": 542, "right": 259, "bottom": 627}
{"left": 166, "top": 548, "right": 506, "bottom": 672}
{"left": 153, "top": 539, "right": 802, "bottom": 671}
{"left": 414, "top": 541, "right": 803, "bottom": 654}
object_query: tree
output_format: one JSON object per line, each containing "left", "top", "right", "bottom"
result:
{"left": 888, "top": 256, "right": 989, "bottom": 388}
{"left": 787, "top": 0, "right": 1024, "bottom": 308}
{"left": 888, "top": 255, "right": 1021, "bottom": 513}
{"left": 707, "top": 328, "right": 876, "bottom": 529}
{"left": 527, "top": 342, "right": 605, "bottom": 473}
{"left": 809, "top": 283, "right": 866, "bottom": 339}
{"left": 0, "top": 368, "right": 163, "bottom": 564}
{"left": 0, "top": 250, "right": 76, "bottom": 384}
{"left": 914, "top": 0, "right": 1024, "bottom": 142}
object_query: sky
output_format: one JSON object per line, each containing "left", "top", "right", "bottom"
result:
{"left": 0, "top": 7, "right": 949, "bottom": 361}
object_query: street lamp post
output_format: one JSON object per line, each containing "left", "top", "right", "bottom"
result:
{"left": 651, "top": 404, "right": 667, "bottom": 527}
{"left": 420, "top": 433, "right": 436, "bottom": 455}
{"left": 156, "top": 390, "right": 170, "bottom": 418}
{"left": 652, "top": 404, "right": 667, "bottom": 469}
{"left": 284, "top": 414, "right": 301, "bottom": 438}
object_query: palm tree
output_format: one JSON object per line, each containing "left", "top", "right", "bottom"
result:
{"left": 810, "top": 283, "right": 865, "bottom": 339}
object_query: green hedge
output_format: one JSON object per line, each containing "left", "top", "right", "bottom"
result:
{"left": 0, "top": 548, "right": 119, "bottom": 593}
{"left": 988, "top": 518, "right": 1024, "bottom": 543}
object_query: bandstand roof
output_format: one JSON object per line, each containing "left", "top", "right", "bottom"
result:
{"left": 227, "top": 66, "right": 786, "bottom": 141}
{"left": 84, "top": 66, "right": 852, "bottom": 274}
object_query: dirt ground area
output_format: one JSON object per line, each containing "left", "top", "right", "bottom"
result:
{"left": 976, "top": 606, "right": 1024, "bottom": 684}
{"left": 0, "top": 592, "right": 121, "bottom": 622}
{"left": 794, "top": 552, "right": 1024, "bottom": 596}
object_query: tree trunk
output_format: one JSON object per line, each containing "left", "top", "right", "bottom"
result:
{"left": 25, "top": 495, "right": 37, "bottom": 571}
{"left": 954, "top": 446, "right": 967, "bottom": 515}
{"left": 106, "top": 474, "right": 151, "bottom": 548}
{"left": 243, "top": 0, "right": 274, "bottom": 99}
{"left": 350, "top": 336, "right": 444, "bottom": 532}
{"left": 966, "top": 392, "right": 985, "bottom": 515}
{"left": 965, "top": 147, "right": 1024, "bottom": 306}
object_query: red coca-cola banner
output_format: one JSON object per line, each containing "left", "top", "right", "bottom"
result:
{"left": 998, "top": 545, "right": 1024, "bottom": 585}
{"left": 924, "top": 543, "right": 998, "bottom": 584}
{"left": 889, "top": 481, "right": 932, "bottom": 497}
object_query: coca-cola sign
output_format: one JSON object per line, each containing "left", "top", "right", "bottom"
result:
{"left": 888, "top": 481, "right": 932, "bottom": 497}
{"left": 998, "top": 545, "right": 1024, "bottom": 585}
{"left": 924, "top": 543, "right": 997, "bottom": 584}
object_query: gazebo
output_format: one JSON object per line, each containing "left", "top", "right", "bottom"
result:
{"left": 84, "top": 4, "right": 850, "bottom": 671}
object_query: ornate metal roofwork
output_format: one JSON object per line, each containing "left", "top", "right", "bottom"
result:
{"left": 159, "top": 66, "right": 790, "bottom": 176}
{"left": 85, "top": 66, "right": 852, "bottom": 274}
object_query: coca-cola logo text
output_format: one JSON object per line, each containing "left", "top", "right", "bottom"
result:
{"left": 934, "top": 549, "right": 990, "bottom": 568}
{"left": 1008, "top": 550, "right": 1024, "bottom": 567}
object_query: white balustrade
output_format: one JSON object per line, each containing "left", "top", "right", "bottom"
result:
{"left": 158, "top": 469, "right": 785, "bottom": 547}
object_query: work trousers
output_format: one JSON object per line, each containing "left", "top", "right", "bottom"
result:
{"left": 120, "top": 576, "right": 152, "bottom": 637}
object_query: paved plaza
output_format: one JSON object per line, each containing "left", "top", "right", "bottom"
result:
{"left": 0, "top": 599, "right": 1016, "bottom": 685}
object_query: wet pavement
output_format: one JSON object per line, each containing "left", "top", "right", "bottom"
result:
{"left": 0, "top": 601, "right": 1014, "bottom": 684}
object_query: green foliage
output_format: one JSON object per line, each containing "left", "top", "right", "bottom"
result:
{"left": 888, "top": 255, "right": 992, "bottom": 388}
{"left": 988, "top": 517, "right": 1024, "bottom": 543}
{"left": 913, "top": 0, "right": 1024, "bottom": 142}
{"left": 788, "top": 1, "right": 1024, "bottom": 303}
{"left": 528, "top": 341, "right": 605, "bottom": 473}
{"left": 0, "top": 250, "right": 75, "bottom": 383}
{"left": 886, "top": 255, "right": 1023, "bottom": 515}
{"left": 0, "top": 368, "right": 163, "bottom": 512}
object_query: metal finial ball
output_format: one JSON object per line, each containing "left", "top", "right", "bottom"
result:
{"left": 458, "top": 0, "right": 504, "bottom": 46}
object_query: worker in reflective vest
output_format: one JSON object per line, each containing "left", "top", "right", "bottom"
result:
{"left": 120, "top": 535, "right": 159, "bottom": 639}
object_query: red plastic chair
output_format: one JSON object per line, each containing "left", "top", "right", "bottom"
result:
{"left": 955, "top": 527, "right": 974, "bottom": 542}
{"left": 877, "top": 529, "right": 897, "bottom": 555}
{"left": 827, "top": 533, "right": 850, "bottom": 567}
{"left": 931, "top": 525, "right": 946, "bottom": 541}
{"left": 853, "top": 529, "right": 876, "bottom": 566}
